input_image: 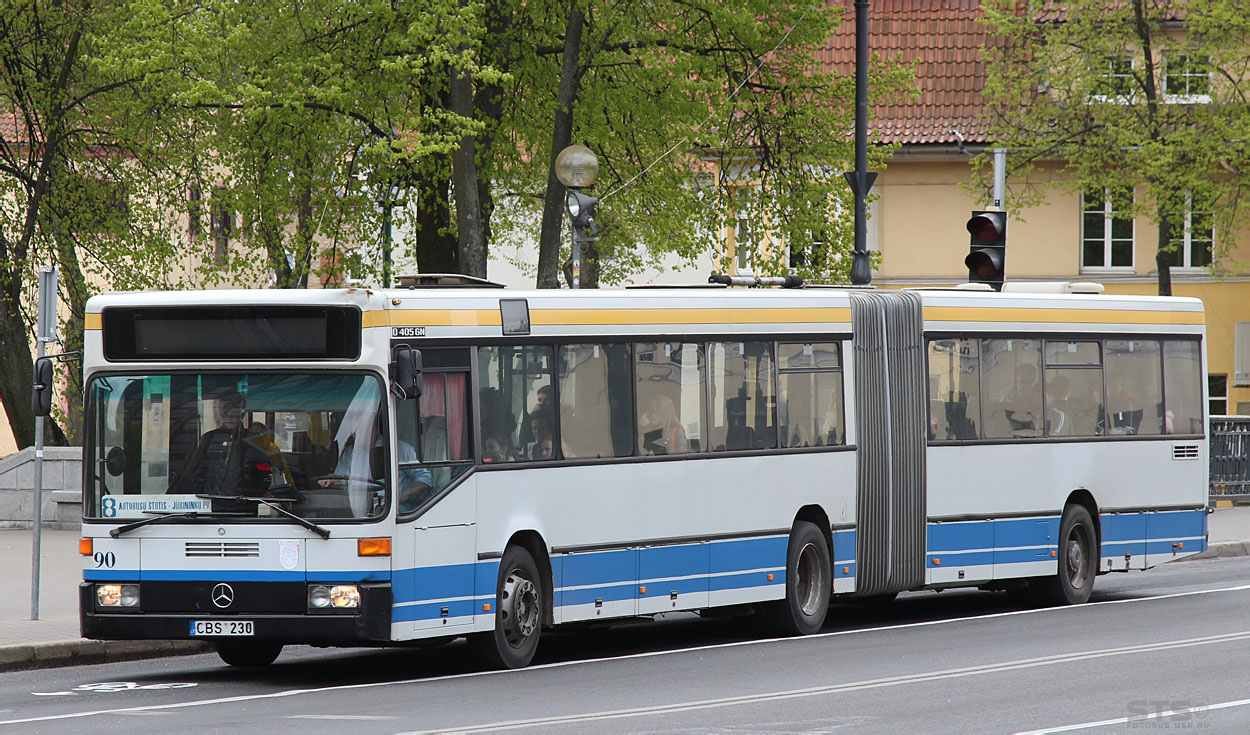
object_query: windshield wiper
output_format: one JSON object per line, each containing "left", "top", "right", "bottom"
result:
{"left": 110, "top": 510, "right": 249, "bottom": 538}
{"left": 196, "top": 494, "right": 331, "bottom": 539}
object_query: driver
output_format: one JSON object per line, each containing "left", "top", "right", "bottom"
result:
{"left": 170, "top": 396, "right": 269, "bottom": 498}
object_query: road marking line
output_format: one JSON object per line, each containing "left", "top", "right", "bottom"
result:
{"left": 1014, "top": 696, "right": 1250, "bottom": 734}
{"left": 397, "top": 632, "right": 1250, "bottom": 734}
{"left": 288, "top": 715, "right": 397, "bottom": 720}
{"left": 2, "top": 582, "right": 1249, "bottom": 726}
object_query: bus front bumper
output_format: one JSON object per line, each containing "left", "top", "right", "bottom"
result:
{"left": 79, "top": 582, "right": 393, "bottom": 645}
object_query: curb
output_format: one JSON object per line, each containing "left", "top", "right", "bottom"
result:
{"left": 1185, "top": 541, "right": 1250, "bottom": 561}
{"left": 0, "top": 640, "right": 211, "bottom": 673}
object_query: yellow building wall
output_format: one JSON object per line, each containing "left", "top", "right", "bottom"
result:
{"left": 872, "top": 156, "right": 1250, "bottom": 415}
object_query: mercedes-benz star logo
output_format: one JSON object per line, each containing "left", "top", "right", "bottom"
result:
{"left": 211, "top": 583, "right": 235, "bottom": 609}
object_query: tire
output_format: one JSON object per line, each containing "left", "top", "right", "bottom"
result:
{"left": 1031, "top": 504, "right": 1097, "bottom": 606}
{"left": 760, "top": 521, "right": 832, "bottom": 636}
{"left": 217, "top": 641, "right": 282, "bottom": 667}
{"left": 471, "top": 545, "right": 544, "bottom": 669}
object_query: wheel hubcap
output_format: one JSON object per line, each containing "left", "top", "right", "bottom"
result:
{"left": 795, "top": 542, "right": 823, "bottom": 616}
{"left": 500, "top": 569, "right": 540, "bottom": 648}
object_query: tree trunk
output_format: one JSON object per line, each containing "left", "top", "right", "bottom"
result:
{"left": 293, "top": 174, "right": 314, "bottom": 288}
{"left": 451, "top": 58, "right": 486, "bottom": 278}
{"left": 1155, "top": 215, "right": 1173, "bottom": 297}
{"left": 52, "top": 231, "right": 90, "bottom": 442}
{"left": 0, "top": 272, "right": 69, "bottom": 449}
{"left": 536, "top": 6, "right": 587, "bottom": 289}
{"left": 415, "top": 156, "right": 461, "bottom": 274}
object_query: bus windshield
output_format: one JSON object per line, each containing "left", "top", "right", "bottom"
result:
{"left": 84, "top": 372, "right": 389, "bottom": 521}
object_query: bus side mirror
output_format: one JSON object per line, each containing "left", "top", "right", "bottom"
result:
{"left": 32, "top": 357, "right": 54, "bottom": 417}
{"left": 390, "top": 346, "right": 423, "bottom": 400}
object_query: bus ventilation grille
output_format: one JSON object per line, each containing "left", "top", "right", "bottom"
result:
{"left": 1172, "top": 445, "right": 1200, "bottom": 460}
{"left": 185, "top": 542, "right": 261, "bottom": 558}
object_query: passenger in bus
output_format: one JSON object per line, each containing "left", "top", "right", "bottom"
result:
{"left": 519, "top": 385, "right": 554, "bottom": 446}
{"left": 483, "top": 434, "right": 515, "bottom": 463}
{"left": 640, "top": 395, "right": 688, "bottom": 455}
{"left": 1003, "top": 363, "right": 1043, "bottom": 435}
{"left": 525, "top": 407, "right": 556, "bottom": 460}
{"left": 1047, "top": 375, "right": 1071, "bottom": 436}
{"left": 479, "top": 387, "right": 516, "bottom": 451}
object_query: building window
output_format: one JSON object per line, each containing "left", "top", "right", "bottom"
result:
{"left": 1091, "top": 54, "right": 1135, "bottom": 102}
{"left": 1082, "top": 187, "right": 1134, "bottom": 269}
{"left": 789, "top": 231, "right": 826, "bottom": 270}
{"left": 1209, "top": 374, "right": 1228, "bottom": 417}
{"left": 1164, "top": 54, "right": 1211, "bottom": 102}
{"left": 1167, "top": 192, "right": 1213, "bottom": 269}
{"left": 734, "top": 216, "right": 754, "bottom": 275}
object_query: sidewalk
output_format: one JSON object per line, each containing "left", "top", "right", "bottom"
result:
{"left": 0, "top": 528, "right": 206, "bottom": 672}
{"left": 2, "top": 507, "right": 1248, "bottom": 672}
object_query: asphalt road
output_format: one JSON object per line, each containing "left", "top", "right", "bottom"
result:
{"left": 1, "top": 556, "right": 1247, "bottom": 734}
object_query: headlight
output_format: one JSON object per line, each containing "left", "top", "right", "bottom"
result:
{"left": 96, "top": 584, "right": 140, "bottom": 608}
{"left": 308, "top": 584, "right": 360, "bottom": 610}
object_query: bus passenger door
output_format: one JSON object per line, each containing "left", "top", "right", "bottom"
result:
{"left": 408, "top": 521, "right": 478, "bottom": 635}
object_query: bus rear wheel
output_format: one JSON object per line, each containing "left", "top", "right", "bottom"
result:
{"left": 472, "top": 545, "right": 543, "bottom": 669}
{"left": 1031, "top": 504, "right": 1097, "bottom": 606}
{"left": 217, "top": 641, "right": 282, "bottom": 667}
{"left": 760, "top": 521, "right": 831, "bottom": 636}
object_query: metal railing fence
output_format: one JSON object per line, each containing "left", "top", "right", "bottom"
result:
{"left": 1211, "top": 416, "right": 1250, "bottom": 502}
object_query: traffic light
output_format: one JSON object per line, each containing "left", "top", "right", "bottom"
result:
{"left": 965, "top": 210, "right": 1007, "bottom": 291}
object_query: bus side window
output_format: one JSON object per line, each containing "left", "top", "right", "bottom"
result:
{"left": 981, "top": 338, "right": 1042, "bottom": 439}
{"left": 778, "top": 342, "right": 843, "bottom": 448}
{"left": 1163, "top": 340, "right": 1203, "bottom": 434}
{"left": 1105, "top": 340, "right": 1163, "bottom": 435}
{"left": 927, "top": 338, "right": 981, "bottom": 441}
{"left": 558, "top": 344, "right": 634, "bottom": 459}
{"left": 478, "top": 345, "right": 555, "bottom": 462}
{"left": 635, "top": 342, "right": 705, "bottom": 456}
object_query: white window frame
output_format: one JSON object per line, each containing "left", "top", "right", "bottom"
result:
{"left": 1164, "top": 53, "right": 1212, "bottom": 104}
{"left": 734, "top": 214, "right": 755, "bottom": 276}
{"left": 1169, "top": 192, "right": 1214, "bottom": 271}
{"left": 1080, "top": 186, "right": 1135, "bottom": 273}
{"left": 1089, "top": 54, "right": 1135, "bottom": 104}
{"left": 1209, "top": 374, "right": 1228, "bottom": 417}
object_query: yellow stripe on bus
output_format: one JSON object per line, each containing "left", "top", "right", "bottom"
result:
{"left": 923, "top": 306, "right": 1205, "bottom": 326}
{"left": 380, "top": 307, "right": 853, "bottom": 328}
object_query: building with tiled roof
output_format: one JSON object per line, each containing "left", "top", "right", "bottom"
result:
{"left": 819, "top": 0, "right": 992, "bottom": 146}
{"left": 722, "top": 0, "right": 1250, "bottom": 415}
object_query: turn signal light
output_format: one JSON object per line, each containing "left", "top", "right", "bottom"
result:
{"left": 357, "top": 537, "right": 391, "bottom": 556}
{"left": 79, "top": 538, "right": 93, "bottom": 556}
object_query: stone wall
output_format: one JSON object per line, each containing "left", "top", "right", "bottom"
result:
{"left": 0, "top": 447, "right": 82, "bottom": 529}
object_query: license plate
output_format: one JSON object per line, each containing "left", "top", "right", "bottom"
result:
{"left": 190, "top": 620, "right": 254, "bottom": 636}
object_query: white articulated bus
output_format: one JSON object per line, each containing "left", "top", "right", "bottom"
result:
{"left": 77, "top": 280, "right": 1209, "bottom": 668}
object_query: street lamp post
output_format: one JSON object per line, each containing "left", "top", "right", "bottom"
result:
{"left": 554, "top": 145, "right": 600, "bottom": 289}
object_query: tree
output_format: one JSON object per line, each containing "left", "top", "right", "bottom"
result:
{"left": 474, "top": 0, "right": 910, "bottom": 288}
{"left": 0, "top": 0, "right": 196, "bottom": 448}
{"left": 978, "top": 0, "right": 1250, "bottom": 295}
{"left": 103, "top": 0, "right": 495, "bottom": 289}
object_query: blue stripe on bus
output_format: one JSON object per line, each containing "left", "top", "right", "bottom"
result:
{"left": 709, "top": 570, "right": 785, "bottom": 592}
{"left": 393, "top": 563, "right": 476, "bottom": 603}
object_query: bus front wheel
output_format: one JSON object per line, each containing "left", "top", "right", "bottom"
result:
{"left": 1031, "top": 504, "right": 1097, "bottom": 606}
{"left": 761, "top": 520, "right": 831, "bottom": 636}
{"left": 217, "top": 641, "right": 282, "bottom": 667}
{"left": 472, "top": 544, "right": 543, "bottom": 669}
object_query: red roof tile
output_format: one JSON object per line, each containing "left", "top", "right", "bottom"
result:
{"left": 821, "top": 0, "right": 996, "bottom": 145}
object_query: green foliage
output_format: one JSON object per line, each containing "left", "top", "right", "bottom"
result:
{"left": 480, "top": 0, "right": 911, "bottom": 285}
{"left": 977, "top": 0, "right": 1250, "bottom": 291}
